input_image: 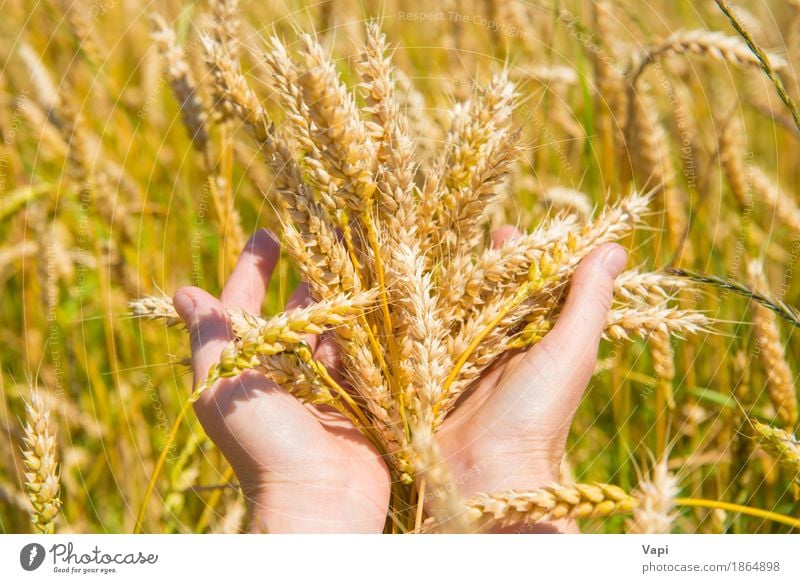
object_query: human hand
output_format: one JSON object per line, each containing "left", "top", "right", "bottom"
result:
{"left": 173, "top": 230, "right": 390, "bottom": 533}
{"left": 438, "top": 229, "right": 628, "bottom": 533}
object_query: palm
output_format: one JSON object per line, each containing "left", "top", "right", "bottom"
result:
{"left": 174, "top": 231, "right": 389, "bottom": 533}
{"left": 439, "top": 234, "right": 627, "bottom": 504}
{"left": 439, "top": 343, "right": 589, "bottom": 497}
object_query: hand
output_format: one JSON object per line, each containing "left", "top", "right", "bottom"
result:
{"left": 174, "top": 227, "right": 625, "bottom": 534}
{"left": 173, "top": 230, "right": 390, "bottom": 533}
{"left": 438, "top": 228, "right": 628, "bottom": 533}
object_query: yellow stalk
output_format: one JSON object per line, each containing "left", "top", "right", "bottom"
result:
{"left": 676, "top": 497, "right": 800, "bottom": 530}
{"left": 195, "top": 465, "right": 235, "bottom": 533}
{"left": 293, "top": 345, "right": 372, "bottom": 429}
{"left": 414, "top": 478, "right": 427, "bottom": 531}
{"left": 436, "top": 281, "right": 532, "bottom": 416}
{"left": 361, "top": 203, "right": 408, "bottom": 437}
{"left": 338, "top": 212, "right": 393, "bottom": 383}
{"left": 655, "top": 380, "right": 668, "bottom": 460}
{"left": 219, "top": 122, "right": 238, "bottom": 279}
{"left": 134, "top": 397, "right": 194, "bottom": 533}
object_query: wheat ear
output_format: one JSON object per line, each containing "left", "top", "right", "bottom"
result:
{"left": 632, "top": 29, "right": 788, "bottom": 82}
{"left": 459, "top": 483, "right": 636, "bottom": 531}
{"left": 22, "top": 393, "right": 62, "bottom": 534}
{"left": 748, "top": 261, "right": 798, "bottom": 428}
{"left": 627, "top": 460, "right": 680, "bottom": 533}
{"left": 151, "top": 15, "right": 209, "bottom": 151}
{"left": 752, "top": 421, "right": 800, "bottom": 484}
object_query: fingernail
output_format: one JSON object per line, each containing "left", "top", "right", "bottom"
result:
{"left": 602, "top": 244, "right": 628, "bottom": 277}
{"left": 172, "top": 290, "right": 195, "bottom": 322}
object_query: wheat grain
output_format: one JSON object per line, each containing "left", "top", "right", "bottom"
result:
{"left": 442, "top": 192, "right": 648, "bottom": 326}
{"left": 61, "top": 0, "right": 104, "bottom": 66}
{"left": 389, "top": 243, "right": 450, "bottom": 414}
{"left": 130, "top": 294, "right": 182, "bottom": 327}
{"left": 356, "top": 23, "right": 418, "bottom": 246}
{"left": 521, "top": 64, "right": 578, "bottom": 87}
{"left": 748, "top": 261, "right": 798, "bottom": 428}
{"left": 17, "top": 43, "right": 57, "bottom": 113}
{"left": 752, "top": 421, "right": 800, "bottom": 483}
{"left": 718, "top": 114, "right": 750, "bottom": 210}
{"left": 750, "top": 167, "right": 800, "bottom": 236}
{"left": 151, "top": 15, "right": 209, "bottom": 151}
{"left": 437, "top": 213, "right": 577, "bottom": 321}
{"left": 625, "top": 82, "right": 687, "bottom": 252}
{"left": 542, "top": 186, "right": 593, "bottom": 218}
{"left": 605, "top": 305, "right": 711, "bottom": 341}
{"left": 613, "top": 271, "right": 691, "bottom": 304}
{"left": 206, "top": 291, "right": 373, "bottom": 384}
{"left": 627, "top": 460, "right": 679, "bottom": 533}
{"left": 650, "top": 328, "right": 676, "bottom": 414}
{"left": 592, "top": 0, "right": 627, "bottom": 122}
{"left": 717, "top": 114, "right": 800, "bottom": 235}
{"left": 633, "top": 30, "right": 788, "bottom": 81}
{"left": 460, "top": 483, "right": 636, "bottom": 531}
{"left": 426, "top": 71, "right": 519, "bottom": 256}
{"left": 201, "top": 33, "right": 267, "bottom": 140}
{"left": 296, "top": 35, "right": 378, "bottom": 213}
{"left": 21, "top": 393, "right": 61, "bottom": 534}
{"left": 208, "top": 0, "right": 241, "bottom": 49}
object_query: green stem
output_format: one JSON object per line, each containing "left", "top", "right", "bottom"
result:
{"left": 714, "top": 0, "right": 800, "bottom": 133}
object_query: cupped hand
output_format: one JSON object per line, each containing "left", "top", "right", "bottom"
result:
{"left": 438, "top": 228, "right": 628, "bottom": 532}
{"left": 175, "top": 227, "right": 626, "bottom": 534}
{"left": 173, "top": 229, "right": 390, "bottom": 533}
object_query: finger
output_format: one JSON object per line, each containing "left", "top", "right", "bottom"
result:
{"left": 491, "top": 225, "right": 521, "bottom": 249}
{"left": 220, "top": 229, "right": 280, "bottom": 314}
{"left": 533, "top": 243, "right": 627, "bottom": 388}
{"left": 313, "top": 332, "right": 344, "bottom": 384}
{"left": 173, "top": 286, "right": 232, "bottom": 389}
{"left": 284, "top": 281, "right": 320, "bottom": 353}
{"left": 284, "top": 281, "right": 313, "bottom": 311}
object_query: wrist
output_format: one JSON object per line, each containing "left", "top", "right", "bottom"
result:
{"left": 240, "top": 470, "right": 388, "bottom": 534}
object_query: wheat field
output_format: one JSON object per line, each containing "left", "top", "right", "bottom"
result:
{"left": 1, "top": 0, "right": 800, "bottom": 534}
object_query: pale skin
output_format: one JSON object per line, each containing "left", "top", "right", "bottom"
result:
{"left": 173, "top": 228, "right": 628, "bottom": 533}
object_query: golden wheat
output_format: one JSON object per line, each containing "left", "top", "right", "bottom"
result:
{"left": 21, "top": 393, "right": 61, "bottom": 534}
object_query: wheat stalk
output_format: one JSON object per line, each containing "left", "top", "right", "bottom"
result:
{"left": 714, "top": 0, "right": 800, "bottom": 133}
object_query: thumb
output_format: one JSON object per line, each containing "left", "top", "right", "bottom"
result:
{"left": 173, "top": 286, "right": 232, "bottom": 390}
{"left": 534, "top": 243, "right": 627, "bottom": 385}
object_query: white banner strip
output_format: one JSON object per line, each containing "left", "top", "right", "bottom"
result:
{"left": 1, "top": 534, "right": 798, "bottom": 582}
